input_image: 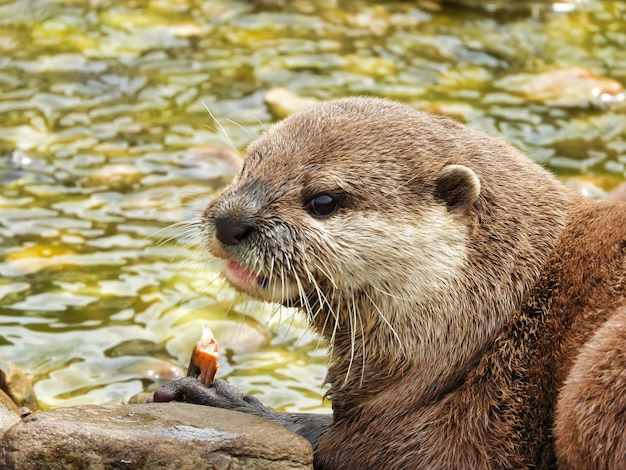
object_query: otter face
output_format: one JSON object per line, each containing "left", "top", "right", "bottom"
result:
{"left": 200, "top": 98, "right": 480, "bottom": 335}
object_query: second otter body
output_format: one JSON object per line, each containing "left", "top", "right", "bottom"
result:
{"left": 156, "top": 98, "right": 626, "bottom": 468}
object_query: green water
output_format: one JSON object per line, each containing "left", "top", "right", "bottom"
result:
{"left": 0, "top": 0, "right": 624, "bottom": 411}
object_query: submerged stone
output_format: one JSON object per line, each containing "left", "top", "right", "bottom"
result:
{"left": 265, "top": 87, "right": 319, "bottom": 118}
{"left": 496, "top": 67, "right": 625, "bottom": 109}
{"left": 0, "top": 389, "right": 20, "bottom": 434}
{"left": 0, "top": 361, "right": 39, "bottom": 412}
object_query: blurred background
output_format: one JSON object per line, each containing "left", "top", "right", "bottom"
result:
{"left": 0, "top": 0, "right": 624, "bottom": 411}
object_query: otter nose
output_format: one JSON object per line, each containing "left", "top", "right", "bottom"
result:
{"left": 214, "top": 217, "right": 252, "bottom": 246}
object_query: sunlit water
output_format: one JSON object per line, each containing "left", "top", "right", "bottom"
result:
{"left": 0, "top": 0, "right": 624, "bottom": 411}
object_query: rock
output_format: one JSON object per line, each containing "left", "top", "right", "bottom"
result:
{"left": 265, "top": 88, "right": 319, "bottom": 119}
{"left": 0, "top": 402, "right": 314, "bottom": 469}
{"left": 0, "top": 389, "right": 20, "bottom": 434}
{"left": 495, "top": 67, "right": 625, "bottom": 108}
{"left": 0, "top": 361, "right": 40, "bottom": 412}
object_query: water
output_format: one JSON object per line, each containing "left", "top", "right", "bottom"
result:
{"left": 0, "top": 0, "right": 624, "bottom": 411}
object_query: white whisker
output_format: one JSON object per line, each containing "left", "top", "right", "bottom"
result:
{"left": 201, "top": 101, "right": 239, "bottom": 153}
{"left": 364, "top": 290, "right": 403, "bottom": 349}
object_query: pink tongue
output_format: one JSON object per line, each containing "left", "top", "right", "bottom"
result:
{"left": 227, "top": 260, "right": 259, "bottom": 285}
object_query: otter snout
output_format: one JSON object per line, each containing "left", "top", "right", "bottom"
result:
{"left": 206, "top": 180, "right": 269, "bottom": 248}
{"left": 203, "top": 189, "right": 305, "bottom": 303}
{"left": 214, "top": 216, "right": 252, "bottom": 246}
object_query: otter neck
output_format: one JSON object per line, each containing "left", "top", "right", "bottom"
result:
{"left": 308, "top": 289, "right": 484, "bottom": 411}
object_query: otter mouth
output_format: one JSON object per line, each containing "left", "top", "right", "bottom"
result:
{"left": 221, "top": 259, "right": 301, "bottom": 303}
{"left": 223, "top": 260, "right": 264, "bottom": 293}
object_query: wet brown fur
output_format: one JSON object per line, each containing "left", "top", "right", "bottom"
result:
{"left": 202, "top": 98, "right": 626, "bottom": 469}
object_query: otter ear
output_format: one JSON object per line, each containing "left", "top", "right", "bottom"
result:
{"left": 434, "top": 164, "right": 480, "bottom": 213}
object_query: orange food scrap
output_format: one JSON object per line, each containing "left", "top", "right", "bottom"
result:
{"left": 187, "top": 325, "right": 220, "bottom": 387}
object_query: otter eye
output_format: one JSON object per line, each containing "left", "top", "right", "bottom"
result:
{"left": 305, "top": 194, "right": 338, "bottom": 218}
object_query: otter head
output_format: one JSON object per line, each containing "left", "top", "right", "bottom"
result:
{"left": 200, "top": 97, "right": 569, "bottom": 398}
{"left": 201, "top": 99, "right": 481, "bottom": 331}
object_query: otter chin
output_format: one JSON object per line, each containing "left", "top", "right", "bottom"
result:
{"left": 156, "top": 97, "right": 626, "bottom": 470}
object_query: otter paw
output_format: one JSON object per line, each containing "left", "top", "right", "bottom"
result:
{"left": 152, "top": 378, "right": 269, "bottom": 417}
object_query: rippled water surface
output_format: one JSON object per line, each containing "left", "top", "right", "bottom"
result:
{"left": 0, "top": 0, "right": 624, "bottom": 411}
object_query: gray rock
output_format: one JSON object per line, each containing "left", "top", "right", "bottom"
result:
{"left": 0, "top": 402, "right": 313, "bottom": 469}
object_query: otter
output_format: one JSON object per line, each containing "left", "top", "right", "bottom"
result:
{"left": 154, "top": 98, "right": 626, "bottom": 469}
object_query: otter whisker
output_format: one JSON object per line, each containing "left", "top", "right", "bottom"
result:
{"left": 280, "top": 257, "right": 312, "bottom": 337}
{"left": 200, "top": 101, "right": 240, "bottom": 154}
{"left": 293, "top": 269, "right": 313, "bottom": 321}
{"left": 268, "top": 257, "right": 277, "bottom": 289}
{"left": 363, "top": 290, "right": 403, "bottom": 350}
{"left": 308, "top": 251, "right": 338, "bottom": 290}
{"left": 303, "top": 261, "right": 339, "bottom": 344}
{"left": 263, "top": 262, "right": 288, "bottom": 326}
{"left": 175, "top": 230, "right": 205, "bottom": 253}
{"left": 225, "top": 118, "right": 256, "bottom": 140}
{"left": 179, "top": 237, "right": 203, "bottom": 254}
{"left": 343, "top": 291, "right": 359, "bottom": 386}
{"left": 197, "top": 256, "right": 235, "bottom": 299}
{"left": 290, "top": 264, "right": 329, "bottom": 352}
{"left": 201, "top": 261, "right": 226, "bottom": 292}
{"left": 151, "top": 219, "right": 201, "bottom": 246}
{"left": 327, "top": 296, "right": 342, "bottom": 362}
{"left": 302, "top": 263, "right": 334, "bottom": 321}
{"left": 370, "top": 283, "right": 413, "bottom": 302}
{"left": 382, "top": 172, "right": 424, "bottom": 198}
{"left": 305, "top": 294, "right": 330, "bottom": 338}
{"left": 315, "top": 288, "right": 334, "bottom": 339}
{"left": 279, "top": 263, "right": 287, "bottom": 308}
{"left": 241, "top": 249, "right": 258, "bottom": 274}
{"left": 263, "top": 264, "right": 284, "bottom": 325}
{"left": 357, "top": 297, "right": 366, "bottom": 388}
{"left": 254, "top": 116, "right": 268, "bottom": 132}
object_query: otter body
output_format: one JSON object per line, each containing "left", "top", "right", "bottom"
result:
{"left": 155, "top": 98, "right": 625, "bottom": 469}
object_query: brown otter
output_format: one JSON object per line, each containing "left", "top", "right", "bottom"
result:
{"left": 154, "top": 98, "right": 626, "bottom": 469}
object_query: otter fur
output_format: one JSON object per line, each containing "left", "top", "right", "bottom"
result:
{"left": 155, "top": 98, "right": 626, "bottom": 469}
